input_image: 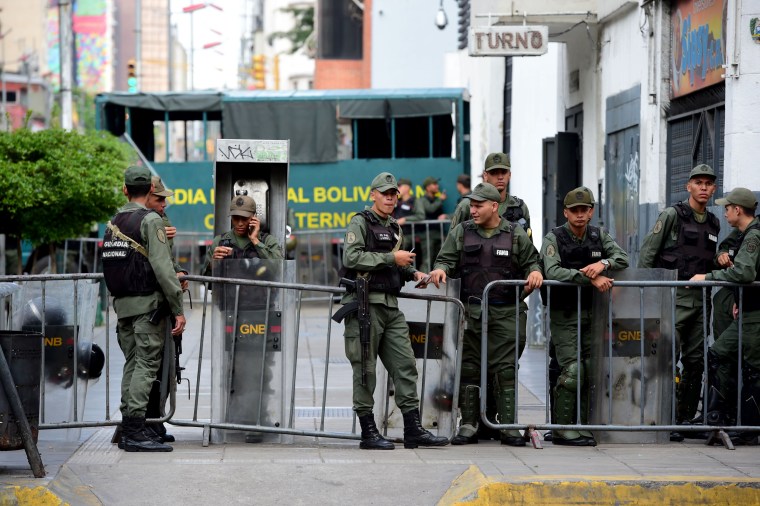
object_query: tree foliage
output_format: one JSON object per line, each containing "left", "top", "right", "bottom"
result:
{"left": 268, "top": 6, "right": 315, "bottom": 55}
{"left": 0, "top": 128, "right": 130, "bottom": 246}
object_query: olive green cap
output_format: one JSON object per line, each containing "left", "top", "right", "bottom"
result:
{"left": 229, "top": 195, "right": 257, "bottom": 218}
{"left": 484, "top": 152, "right": 510, "bottom": 172}
{"left": 689, "top": 164, "right": 716, "bottom": 180}
{"left": 422, "top": 176, "right": 439, "bottom": 188}
{"left": 466, "top": 182, "right": 501, "bottom": 202}
{"left": 124, "top": 165, "right": 151, "bottom": 185}
{"left": 397, "top": 178, "right": 412, "bottom": 187}
{"left": 371, "top": 172, "right": 399, "bottom": 192}
{"left": 151, "top": 176, "right": 174, "bottom": 197}
{"left": 564, "top": 186, "right": 596, "bottom": 208}
{"left": 715, "top": 187, "right": 758, "bottom": 209}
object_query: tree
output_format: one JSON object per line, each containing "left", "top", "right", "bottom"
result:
{"left": 0, "top": 128, "right": 131, "bottom": 273}
{"left": 268, "top": 6, "right": 315, "bottom": 55}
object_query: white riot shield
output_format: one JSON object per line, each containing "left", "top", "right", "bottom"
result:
{"left": 589, "top": 268, "right": 676, "bottom": 443}
{"left": 209, "top": 258, "right": 297, "bottom": 443}
{"left": 375, "top": 279, "right": 461, "bottom": 437}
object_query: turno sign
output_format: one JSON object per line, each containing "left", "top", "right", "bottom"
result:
{"left": 468, "top": 25, "right": 549, "bottom": 56}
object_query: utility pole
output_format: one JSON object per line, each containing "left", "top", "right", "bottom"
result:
{"left": 58, "top": 0, "right": 73, "bottom": 130}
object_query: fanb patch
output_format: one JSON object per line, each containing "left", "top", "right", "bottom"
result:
{"left": 546, "top": 244, "right": 556, "bottom": 257}
{"left": 653, "top": 220, "right": 663, "bottom": 234}
{"left": 747, "top": 238, "right": 759, "bottom": 254}
{"left": 157, "top": 228, "right": 166, "bottom": 243}
{"left": 346, "top": 231, "right": 357, "bottom": 244}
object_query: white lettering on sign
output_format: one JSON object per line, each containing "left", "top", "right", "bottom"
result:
{"left": 468, "top": 26, "right": 549, "bottom": 57}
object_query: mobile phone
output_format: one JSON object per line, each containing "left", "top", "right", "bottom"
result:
{"left": 414, "top": 275, "right": 432, "bottom": 288}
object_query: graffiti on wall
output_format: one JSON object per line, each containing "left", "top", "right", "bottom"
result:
{"left": 46, "top": 0, "right": 111, "bottom": 93}
{"left": 671, "top": 0, "right": 727, "bottom": 98}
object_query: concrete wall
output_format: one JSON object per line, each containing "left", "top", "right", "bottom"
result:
{"left": 371, "top": 0, "right": 457, "bottom": 88}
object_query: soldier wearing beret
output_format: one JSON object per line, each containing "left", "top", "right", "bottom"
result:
{"left": 424, "top": 182, "right": 543, "bottom": 447}
{"left": 541, "top": 187, "right": 628, "bottom": 446}
{"left": 638, "top": 164, "right": 719, "bottom": 440}
{"left": 201, "top": 195, "right": 283, "bottom": 277}
{"left": 338, "top": 172, "right": 448, "bottom": 450}
{"left": 691, "top": 188, "right": 760, "bottom": 444}
{"left": 101, "top": 165, "right": 186, "bottom": 452}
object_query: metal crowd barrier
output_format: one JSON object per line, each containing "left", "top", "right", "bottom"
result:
{"left": 481, "top": 277, "right": 760, "bottom": 450}
{"left": 171, "top": 273, "right": 466, "bottom": 446}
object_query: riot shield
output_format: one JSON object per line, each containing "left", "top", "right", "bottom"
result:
{"left": 375, "top": 279, "right": 461, "bottom": 436}
{"left": 589, "top": 268, "right": 676, "bottom": 443}
{"left": 10, "top": 279, "right": 102, "bottom": 440}
{"left": 209, "top": 258, "right": 297, "bottom": 443}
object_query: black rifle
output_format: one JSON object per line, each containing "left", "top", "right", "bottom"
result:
{"left": 332, "top": 277, "right": 372, "bottom": 386}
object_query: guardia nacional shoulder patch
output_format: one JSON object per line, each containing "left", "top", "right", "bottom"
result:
{"left": 346, "top": 231, "right": 357, "bottom": 244}
{"left": 546, "top": 244, "right": 556, "bottom": 257}
{"left": 157, "top": 228, "right": 166, "bottom": 243}
{"left": 653, "top": 220, "right": 663, "bottom": 234}
{"left": 747, "top": 237, "right": 759, "bottom": 254}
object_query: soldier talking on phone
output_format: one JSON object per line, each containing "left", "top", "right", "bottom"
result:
{"left": 201, "top": 195, "right": 283, "bottom": 276}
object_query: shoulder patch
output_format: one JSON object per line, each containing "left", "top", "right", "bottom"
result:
{"left": 653, "top": 220, "right": 663, "bottom": 234}
{"left": 546, "top": 244, "right": 556, "bottom": 257}
{"left": 346, "top": 231, "right": 357, "bottom": 244}
{"left": 747, "top": 237, "right": 759, "bottom": 254}
{"left": 157, "top": 228, "right": 166, "bottom": 243}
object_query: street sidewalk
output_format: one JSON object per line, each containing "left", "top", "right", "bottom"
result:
{"left": 2, "top": 303, "right": 760, "bottom": 505}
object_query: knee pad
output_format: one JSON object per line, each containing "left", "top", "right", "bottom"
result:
{"left": 493, "top": 368, "right": 515, "bottom": 391}
{"left": 557, "top": 361, "right": 584, "bottom": 392}
{"left": 460, "top": 362, "right": 480, "bottom": 385}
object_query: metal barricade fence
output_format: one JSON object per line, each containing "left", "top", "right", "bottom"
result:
{"left": 173, "top": 273, "right": 466, "bottom": 446}
{"left": 480, "top": 277, "right": 760, "bottom": 450}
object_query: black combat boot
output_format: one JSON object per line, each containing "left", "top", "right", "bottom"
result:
{"left": 358, "top": 414, "right": 395, "bottom": 450}
{"left": 146, "top": 422, "right": 176, "bottom": 443}
{"left": 123, "top": 416, "right": 173, "bottom": 452}
{"left": 402, "top": 409, "right": 449, "bottom": 449}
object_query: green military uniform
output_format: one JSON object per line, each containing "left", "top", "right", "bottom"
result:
{"left": 419, "top": 177, "right": 446, "bottom": 273}
{"left": 392, "top": 178, "right": 425, "bottom": 252}
{"left": 705, "top": 208, "right": 760, "bottom": 432}
{"left": 638, "top": 203, "right": 719, "bottom": 423}
{"left": 542, "top": 202, "right": 629, "bottom": 444}
{"left": 433, "top": 183, "right": 541, "bottom": 446}
{"left": 713, "top": 229, "right": 740, "bottom": 340}
{"left": 341, "top": 207, "right": 419, "bottom": 415}
{"left": 201, "top": 230, "right": 283, "bottom": 276}
{"left": 110, "top": 207, "right": 184, "bottom": 418}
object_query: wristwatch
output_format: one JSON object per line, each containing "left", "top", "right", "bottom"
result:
{"left": 600, "top": 259, "right": 610, "bottom": 270}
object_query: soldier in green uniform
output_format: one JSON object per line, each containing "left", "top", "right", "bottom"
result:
{"left": 143, "top": 175, "right": 187, "bottom": 444}
{"left": 638, "top": 164, "right": 719, "bottom": 439}
{"left": 691, "top": 188, "right": 760, "bottom": 445}
{"left": 541, "top": 187, "right": 629, "bottom": 446}
{"left": 201, "top": 195, "right": 283, "bottom": 276}
{"left": 338, "top": 172, "right": 448, "bottom": 450}
{"left": 102, "top": 165, "right": 186, "bottom": 452}
{"left": 449, "top": 153, "right": 531, "bottom": 238}
{"left": 448, "top": 152, "right": 532, "bottom": 440}
{"left": 392, "top": 177, "right": 424, "bottom": 253}
{"left": 713, "top": 230, "right": 741, "bottom": 341}
{"left": 419, "top": 176, "right": 448, "bottom": 272}
{"left": 424, "top": 182, "right": 543, "bottom": 447}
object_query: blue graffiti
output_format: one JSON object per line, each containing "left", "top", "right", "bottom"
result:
{"left": 679, "top": 14, "right": 724, "bottom": 85}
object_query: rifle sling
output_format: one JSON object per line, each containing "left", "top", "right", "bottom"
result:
{"left": 107, "top": 220, "right": 149, "bottom": 258}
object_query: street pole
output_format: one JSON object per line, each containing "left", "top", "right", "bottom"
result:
{"left": 190, "top": 12, "right": 194, "bottom": 90}
{"left": 58, "top": 0, "right": 73, "bottom": 130}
